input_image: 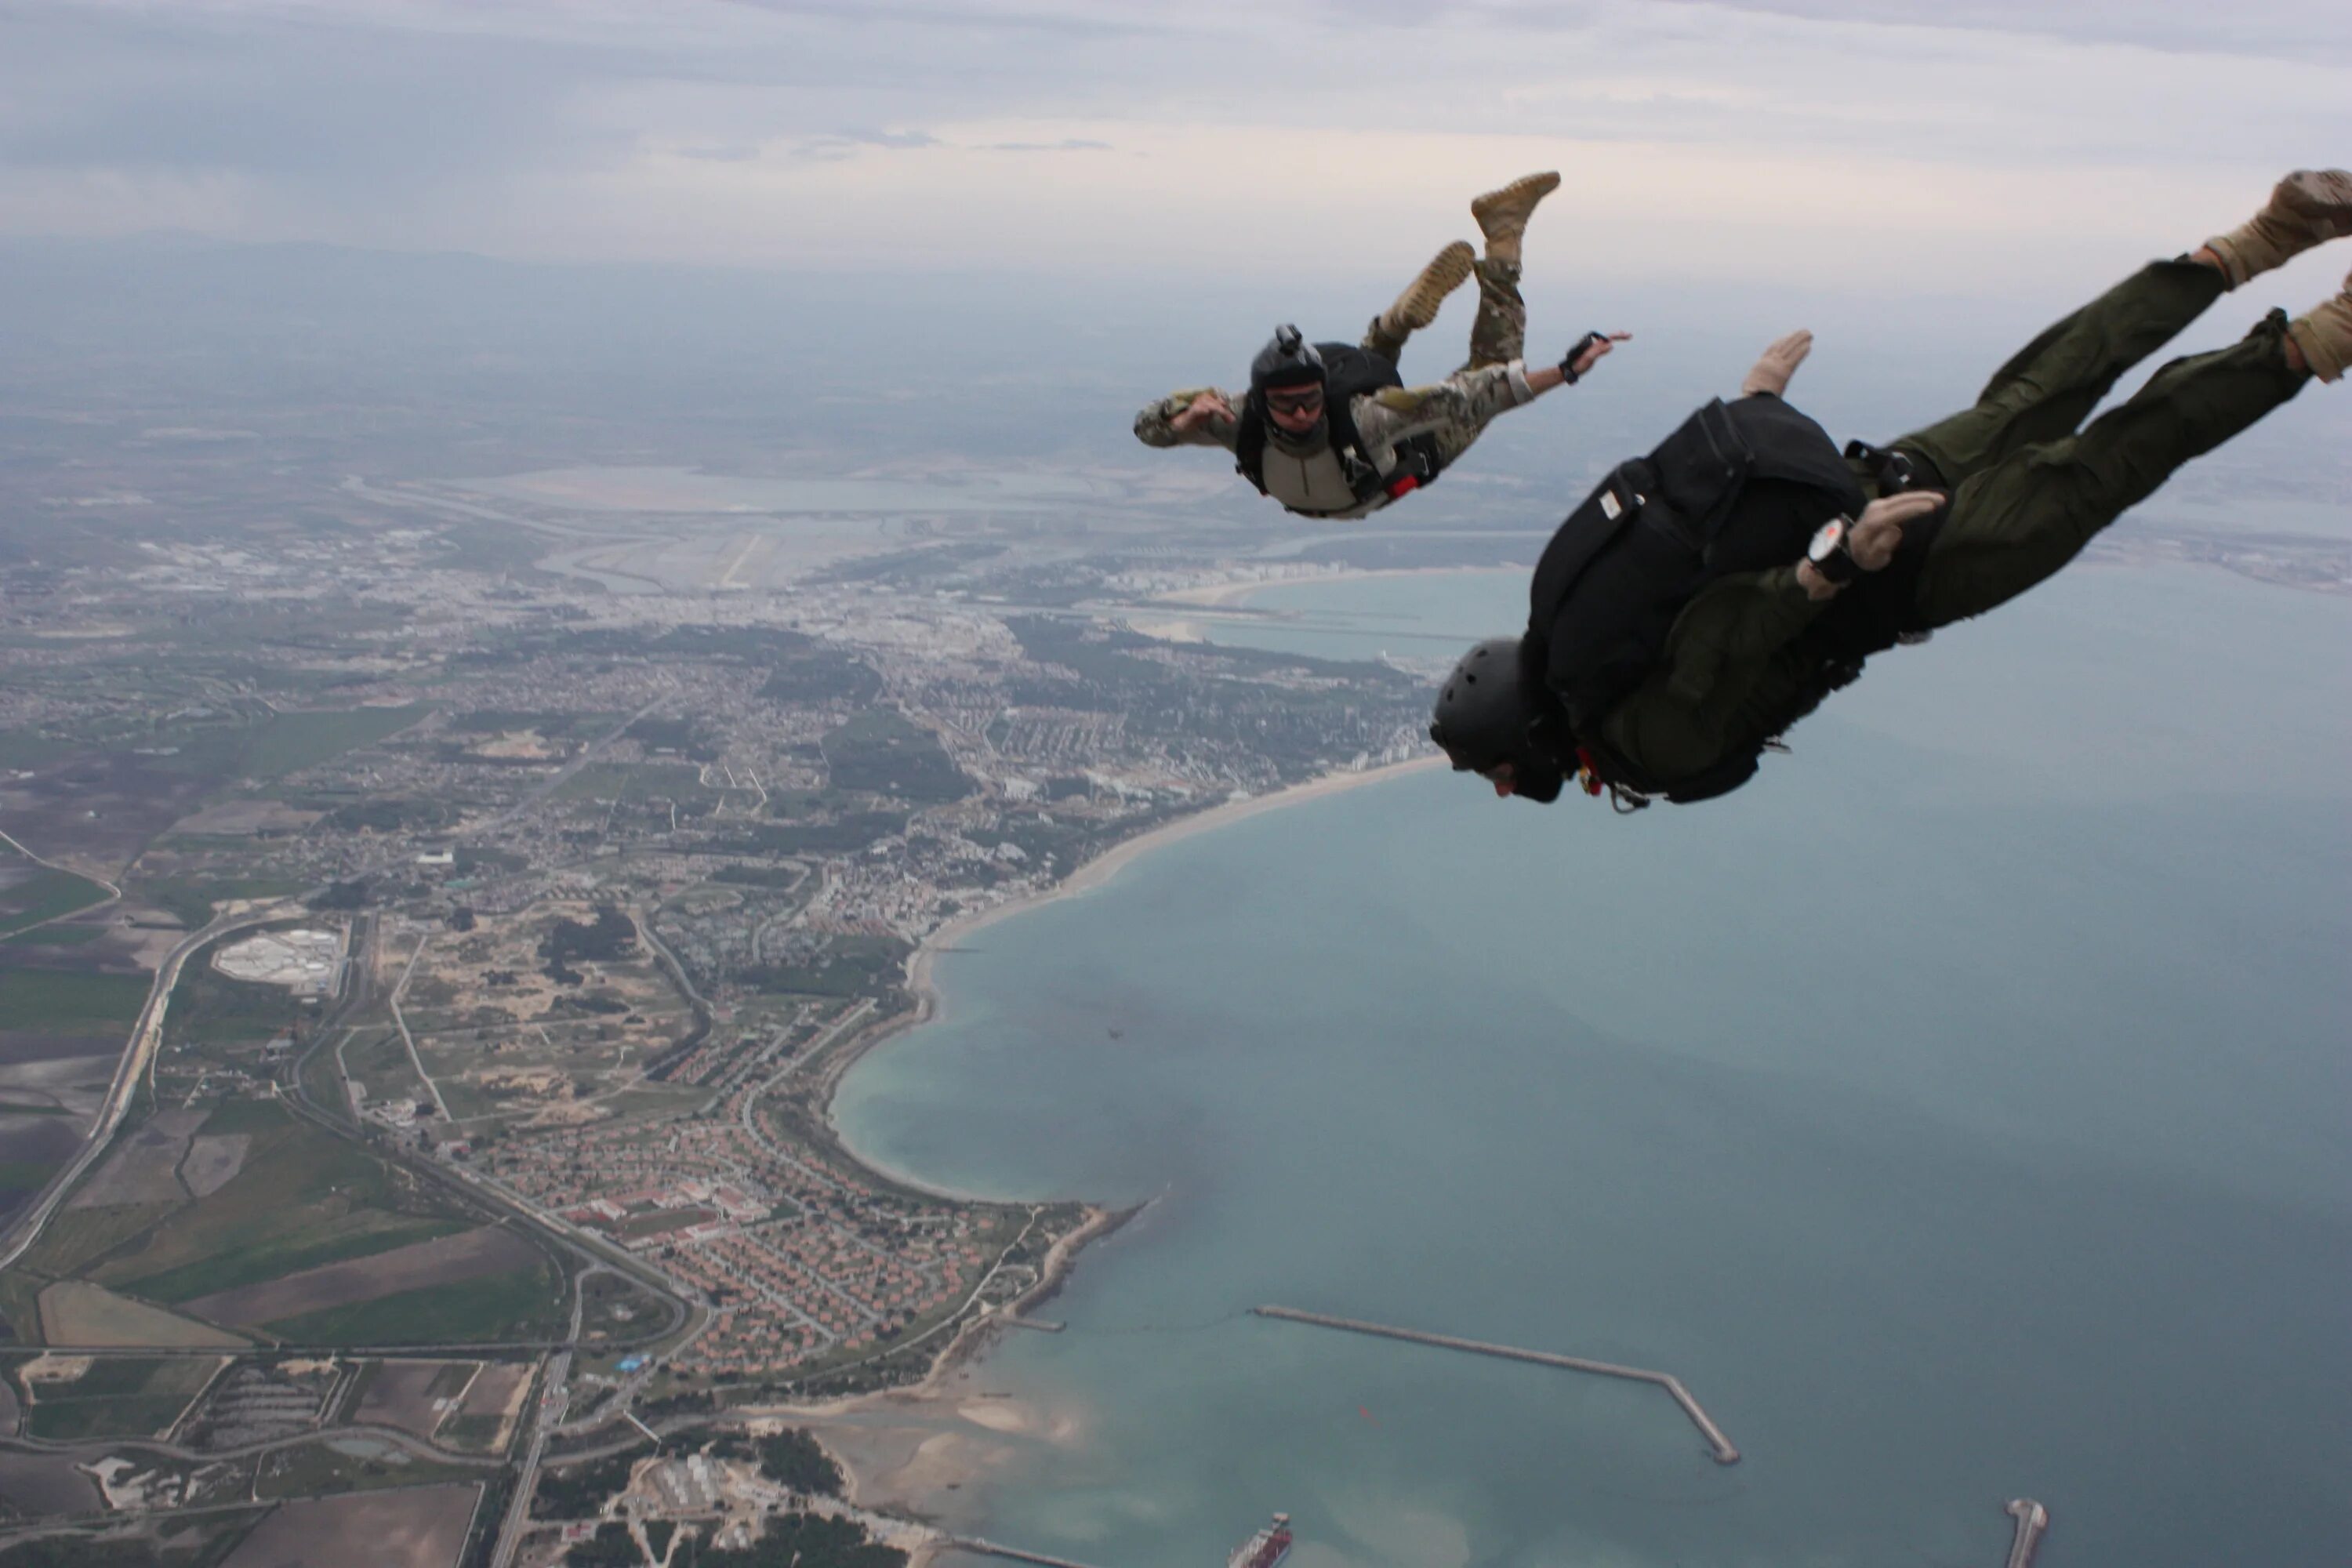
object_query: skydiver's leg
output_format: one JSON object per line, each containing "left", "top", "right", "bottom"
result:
{"left": 1911, "top": 309, "right": 2312, "bottom": 628}
{"left": 1891, "top": 171, "right": 2350, "bottom": 488}
{"left": 1887, "top": 259, "right": 2227, "bottom": 491}
{"left": 1457, "top": 172, "right": 1555, "bottom": 372}
{"left": 1363, "top": 241, "right": 1478, "bottom": 365}
{"left": 1458, "top": 259, "right": 1529, "bottom": 373}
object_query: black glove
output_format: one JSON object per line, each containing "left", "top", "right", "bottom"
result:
{"left": 1559, "top": 331, "right": 1609, "bottom": 385}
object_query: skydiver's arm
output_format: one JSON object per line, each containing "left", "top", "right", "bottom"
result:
{"left": 1352, "top": 362, "right": 1536, "bottom": 448}
{"left": 1355, "top": 333, "right": 1631, "bottom": 448}
{"left": 1593, "top": 568, "right": 1832, "bottom": 783}
{"left": 1595, "top": 490, "right": 1944, "bottom": 782}
{"left": 1134, "top": 388, "right": 1242, "bottom": 452}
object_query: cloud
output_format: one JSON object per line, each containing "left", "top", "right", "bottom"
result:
{"left": 1645, "top": 0, "right": 2352, "bottom": 62}
{"left": 978, "top": 139, "right": 1112, "bottom": 154}
{"left": 1, "top": 0, "right": 2343, "bottom": 290}
{"left": 788, "top": 129, "right": 941, "bottom": 162}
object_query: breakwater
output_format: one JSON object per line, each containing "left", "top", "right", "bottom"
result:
{"left": 949, "top": 1538, "right": 1108, "bottom": 1568}
{"left": 2004, "top": 1499, "right": 2049, "bottom": 1568}
{"left": 1252, "top": 1305, "right": 1740, "bottom": 1465}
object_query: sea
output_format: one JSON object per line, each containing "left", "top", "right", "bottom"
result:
{"left": 834, "top": 562, "right": 2351, "bottom": 1568}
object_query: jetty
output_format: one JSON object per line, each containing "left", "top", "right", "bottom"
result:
{"left": 1251, "top": 1305, "right": 1740, "bottom": 1465}
{"left": 2003, "top": 1499, "right": 2050, "bottom": 1568}
{"left": 949, "top": 1538, "right": 1107, "bottom": 1568}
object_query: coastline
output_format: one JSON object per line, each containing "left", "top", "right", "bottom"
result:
{"left": 795, "top": 754, "right": 1441, "bottom": 1546}
{"left": 830, "top": 752, "right": 1447, "bottom": 1179}
{"left": 1149, "top": 564, "right": 1515, "bottom": 610}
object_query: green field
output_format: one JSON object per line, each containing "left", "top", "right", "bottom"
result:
{"left": 252, "top": 1436, "right": 482, "bottom": 1500}
{"left": 447, "top": 710, "right": 622, "bottom": 742}
{"left": 22, "top": 1356, "right": 218, "bottom": 1440}
{"left": 0, "top": 867, "right": 114, "bottom": 939}
{"left": 341, "top": 1029, "right": 430, "bottom": 1104}
{"left": 265, "top": 1261, "right": 565, "bottom": 1345}
{"left": 0, "top": 731, "right": 75, "bottom": 770}
{"left": 554, "top": 763, "right": 717, "bottom": 805}
{"left": 235, "top": 706, "right": 431, "bottom": 779}
{"left": 5, "top": 922, "right": 111, "bottom": 947}
{"left": 8, "top": 1201, "right": 178, "bottom": 1287}
{"left": 0, "top": 967, "right": 150, "bottom": 1031}
{"left": 164, "top": 946, "right": 308, "bottom": 1050}
{"left": 820, "top": 708, "right": 971, "bottom": 802}
{"left": 0, "top": 1524, "right": 268, "bottom": 1568}
{"left": 436, "top": 1412, "right": 507, "bottom": 1451}
{"left": 95, "top": 1104, "right": 470, "bottom": 1303}
{"left": 133, "top": 876, "right": 309, "bottom": 930}
{"left": 0, "top": 1160, "right": 59, "bottom": 1196}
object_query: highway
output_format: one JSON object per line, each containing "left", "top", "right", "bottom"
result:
{"left": 488, "top": 1275, "right": 588, "bottom": 1568}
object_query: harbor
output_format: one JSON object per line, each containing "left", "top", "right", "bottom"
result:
{"left": 1252, "top": 1305, "right": 1741, "bottom": 1465}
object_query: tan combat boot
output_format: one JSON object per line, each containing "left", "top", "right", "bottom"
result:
{"left": 1470, "top": 171, "right": 1562, "bottom": 269}
{"left": 1372, "top": 240, "right": 1477, "bottom": 343}
{"left": 2204, "top": 169, "right": 2352, "bottom": 289}
{"left": 2287, "top": 268, "right": 2351, "bottom": 383}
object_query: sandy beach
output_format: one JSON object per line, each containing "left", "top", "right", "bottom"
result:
{"left": 1150, "top": 564, "right": 1512, "bottom": 610}
{"left": 895, "top": 754, "right": 1442, "bottom": 1035}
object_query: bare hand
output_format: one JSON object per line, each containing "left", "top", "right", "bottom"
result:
{"left": 1742, "top": 330, "right": 1813, "bottom": 398}
{"left": 1170, "top": 391, "right": 1233, "bottom": 434}
{"left": 1571, "top": 331, "right": 1632, "bottom": 378}
{"left": 1850, "top": 489, "right": 1945, "bottom": 571}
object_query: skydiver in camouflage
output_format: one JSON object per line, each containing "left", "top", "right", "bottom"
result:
{"left": 1133, "top": 172, "right": 1631, "bottom": 520}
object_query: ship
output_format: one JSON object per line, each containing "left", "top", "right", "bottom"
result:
{"left": 1227, "top": 1512, "right": 1292, "bottom": 1568}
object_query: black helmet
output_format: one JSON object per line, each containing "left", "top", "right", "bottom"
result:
{"left": 1250, "top": 324, "right": 1325, "bottom": 395}
{"left": 1428, "top": 637, "right": 1569, "bottom": 803}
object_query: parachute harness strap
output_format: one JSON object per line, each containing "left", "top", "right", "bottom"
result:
{"left": 1574, "top": 746, "right": 1653, "bottom": 812}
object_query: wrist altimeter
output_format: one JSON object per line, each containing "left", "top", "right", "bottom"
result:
{"left": 1806, "top": 517, "right": 1861, "bottom": 586}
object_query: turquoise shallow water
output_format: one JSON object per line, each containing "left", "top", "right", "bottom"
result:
{"left": 837, "top": 564, "right": 2350, "bottom": 1568}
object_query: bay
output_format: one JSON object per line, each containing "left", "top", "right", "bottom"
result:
{"left": 836, "top": 562, "right": 2350, "bottom": 1567}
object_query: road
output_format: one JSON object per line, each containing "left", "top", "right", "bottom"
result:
{"left": 385, "top": 931, "right": 452, "bottom": 1119}
{"left": 489, "top": 1261, "right": 590, "bottom": 1568}
{"left": 0, "top": 826, "right": 120, "bottom": 939}
{"left": 0, "top": 907, "right": 284, "bottom": 1274}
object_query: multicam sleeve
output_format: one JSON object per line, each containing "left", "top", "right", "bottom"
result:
{"left": 1351, "top": 361, "right": 1537, "bottom": 452}
{"left": 1133, "top": 387, "right": 1243, "bottom": 452}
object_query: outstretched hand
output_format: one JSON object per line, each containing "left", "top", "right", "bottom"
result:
{"left": 1570, "top": 331, "right": 1632, "bottom": 378}
{"left": 1742, "top": 330, "right": 1813, "bottom": 398}
{"left": 1850, "top": 489, "right": 1946, "bottom": 571}
{"left": 1170, "top": 390, "right": 1234, "bottom": 434}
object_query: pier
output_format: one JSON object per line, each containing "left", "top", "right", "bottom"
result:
{"left": 1251, "top": 1305, "right": 1740, "bottom": 1465}
{"left": 2003, "top": 1499, "right": 2049, "bottom": 1568}
{"left": 948, "top": 1537, "right": 1108, "bottom": 1568}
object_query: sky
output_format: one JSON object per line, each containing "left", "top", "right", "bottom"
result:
{"left": 2, "top": 0, "right": 2347, "bottom": 297}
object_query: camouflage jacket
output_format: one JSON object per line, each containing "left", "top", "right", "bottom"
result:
{"left": 1132, "top": 360, "right": 1538, "bottom": 519}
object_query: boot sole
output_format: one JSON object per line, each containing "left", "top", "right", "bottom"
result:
{"left": 1471, "top": 172, "right": 1562, "bottom": 235}
{"left": 1391, "top": 241, "right": 1477, "bottom": 331}
{"left": 2275, "top": 169, "right": 2352, "bottom": 234}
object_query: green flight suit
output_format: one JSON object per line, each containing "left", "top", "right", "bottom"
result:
{"left": 1599, "top": 260, "right": 2312, "bottom": 791}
